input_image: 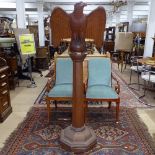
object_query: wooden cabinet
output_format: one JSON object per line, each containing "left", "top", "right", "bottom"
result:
{"left": 0, "top": 51, "right": 19, "bottom": 90}
{"left": 103, "top": 41, "right": 115, "bottom": 52}
{"left": 0, "top": 58, "right": 12, "bottom": 122}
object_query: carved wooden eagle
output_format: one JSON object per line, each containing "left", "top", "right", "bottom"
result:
{"left": 50, "top": 2, "right": 106, "bottom": 49}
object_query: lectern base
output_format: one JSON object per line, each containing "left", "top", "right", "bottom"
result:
{"left": 60, "top": 125, "right": 97, "bottom": 153}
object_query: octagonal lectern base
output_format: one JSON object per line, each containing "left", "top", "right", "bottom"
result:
{"left": 60, "top": 125, "right": 97, "bottom": 153}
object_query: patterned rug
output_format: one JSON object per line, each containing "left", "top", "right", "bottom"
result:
{"left": 1, "top": 107, "right": 155, "bottom": 155}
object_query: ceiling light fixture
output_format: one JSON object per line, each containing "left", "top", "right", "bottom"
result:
{"left": 111, "top": 0, "right": 127, "bottom": 13}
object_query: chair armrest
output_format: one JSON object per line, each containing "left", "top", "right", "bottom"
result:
{"left": 112, "top": 73, "right": 120, "bottom": 94}
{"left": 84, "top": 78, "right": 88, "bottom": 93}
{"left": 149, "top": 70, "right": 155, "bottom": 74}
{"left": 46, "top": 78, "right": 54, "bottom": 92}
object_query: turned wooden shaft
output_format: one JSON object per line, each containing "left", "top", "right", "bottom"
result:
{"left": 72, "top": 60, "right": 85, "bottom": 128}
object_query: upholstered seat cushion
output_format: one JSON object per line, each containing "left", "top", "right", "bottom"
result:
{"left": 141, "top": 74, "right": 155, "bottom": 83}
{"left": 86, "top": 85, "right": 118, "bottom": 99}
{"left": 131, "top": 65, "right": 144, "bottom": 72}
{"left": 48, "top": 84, "right": 72, "bottom": 97}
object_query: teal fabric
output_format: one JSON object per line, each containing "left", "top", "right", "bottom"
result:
{"left": 55, "top": 58, "right": 73, "bottom": 85}
{"left": 48, "top": 84, "right": 72, "bottom": 97}
{"left": 86, "top": 85, "right": 118, "bottom": 99}
{"left": 88, "top": 58, "right": 111, "bottom": 87}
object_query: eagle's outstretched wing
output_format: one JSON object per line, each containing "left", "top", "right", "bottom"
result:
{"left": 50, "top": 6, "right": 106, "bottom": 49}
{"left": 86, "top": 7, "right": 106, "bottom": 49}
{"left": 50, "top": 7, "right": 71, "bottom": 48}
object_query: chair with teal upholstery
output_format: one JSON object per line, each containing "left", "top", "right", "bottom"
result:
{"left": 46, "top": 58, "right": 73, "bottom": 122}
{"left": 85, "top": 58, "right": 120, "bottom": 122}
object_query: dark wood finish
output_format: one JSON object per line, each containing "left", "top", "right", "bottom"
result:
{"left": 103, "top": 40, "right": 115, "bottom": 52}
{"left": 50, "top": 6, "right": 106, "bottom": 49}
{"left": 59, "top": 2, "right": 99, "bottom": 153}
{"left": 138, "top": 57, "right": 155, "bottom": 67}
{"left": 105, "top": 26, "right": 115, "bottom": 41}
{"left": 35, "top": 47, "right": 49, "bottom": 69}
{"left": 118, "top": 22, "right": 129, "bottom": 32}
{"left": 69, "top": 2, "right": 87, "bottom": 53}
{"left": 7, "top": 56, "right": 18, "bottom": 90}
{"left": 70, "top": 53, "right": 86, "bottom": 128}
{"left": 27, "top": 25, "right": 39, "bottom": 47}
{"left": 152, "top": 38, "right": 155, "bottom": 57}
{"left": 69, "top": 1, "right": 87, "bottom": 128}
{"left": 0, "top": 52, "right": 18, "bottom": 89}
{"left": 0, "top": 57, "right": 12, "bottom": 122}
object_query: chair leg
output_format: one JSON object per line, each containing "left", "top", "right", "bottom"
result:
{"left": 129, "top": 69, "right": 132, "bottom": 84}
{"left": 118, "top": 62, "right": 120, "bottom": 69}
{"left": 137, "top": 72, "right": 140, "bottom": 91}
{"left": 116, "top": 101, "right": 120, "bottom": 123}
{"left": 108, "top": 101, "right": 111, "bottom": 109}
{"left": 139, "top": 80, "right": 147, "bottom": 98}
{"left": 143, "top": 80, "right": 146, "bottom": 97}
{"left": 47, "top": 99, "right": 51, "bottom": 123}
{"left": 54, "top": 100, "right": 57, "bottom": 109}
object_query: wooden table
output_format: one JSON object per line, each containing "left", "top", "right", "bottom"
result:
{"left": 138, "top": 57, "right": 155, "bottom": 67}
{"left": 62, "top": 38, "right": 94, "bottom": 43}
{"left": 54, "top": 47, "right": 110, "bottom": 59}
{"left": 117, "top": 49, "right": 132, "bottom": 72}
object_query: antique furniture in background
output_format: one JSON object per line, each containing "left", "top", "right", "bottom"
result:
{"left": 27, "top": 25, "right": 39, "bottom": 48}
{"left": 6, "top": 56, "right": 18, "bottom": 90}
{"left": 137, "top": 57, "right": 155, "bottom": 97}
{"left": 35, "top": 47, "right": 49, "bottom": 69}
{"left": 129, "top": 56, "right": 144, "bottom": 91}
{"left": 0, "top": 37, "right": 15, "bottom": 48}
{"left": 152, "top": 37, "right": 155, "bottom": 57}
{"left": 0, "top": 57, "right": 12, "bottom": 122}
{"left": 103, "top": 41, "right": 115, "bottom": 54}
{"left": 104, "top": 27, "right": 115, "bottom": 57}
{"left": 133, "top": 32, "right": 146, "bottom": 56}
{"left": 118, "top": 22, "right": 129, "bottom": 32}
{"left": 115, "top": 32, "right": 134, "bottom": 72}
{"left": 105, "top": 26, "right": 115, "bottom": 41}
{"left": 50, "top": 6, "right": 106, "bottom": 49}
{"left": 138, "top": 57, "right": 155, "bottom": 67}
{"left": 0, "top": 51, "right": 18, "bottom": 90}
{"left": 0, "top": 17, "right": 14, "bottom": 37}
{"left": 85, "top": 58, "right": 120, "bottom": 122}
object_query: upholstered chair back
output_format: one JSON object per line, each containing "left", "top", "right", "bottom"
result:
{"left": 55, "top": 58, "right": 73, "bottom": 85}
{"left": 88, "top": 58, "right": 111, "bottom": 87}
{"left": 115, "top": 32, "right": 133, "bottom": 51}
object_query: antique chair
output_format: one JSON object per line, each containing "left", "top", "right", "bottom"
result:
{"left": 129, "top": 56, "right": 144, "bottom": 90}
{"left": 85, "top": 58, "right": 120, "bottom": 122}
{"left": 140, "top": 67, "right": 155, "bottom": 98}
{"left": 46, "top": 58, "right": 73, "bottom": 122}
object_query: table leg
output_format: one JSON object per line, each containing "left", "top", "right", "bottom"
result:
{"left": 120, "top": 51, "right": 124, "bottom": 72}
